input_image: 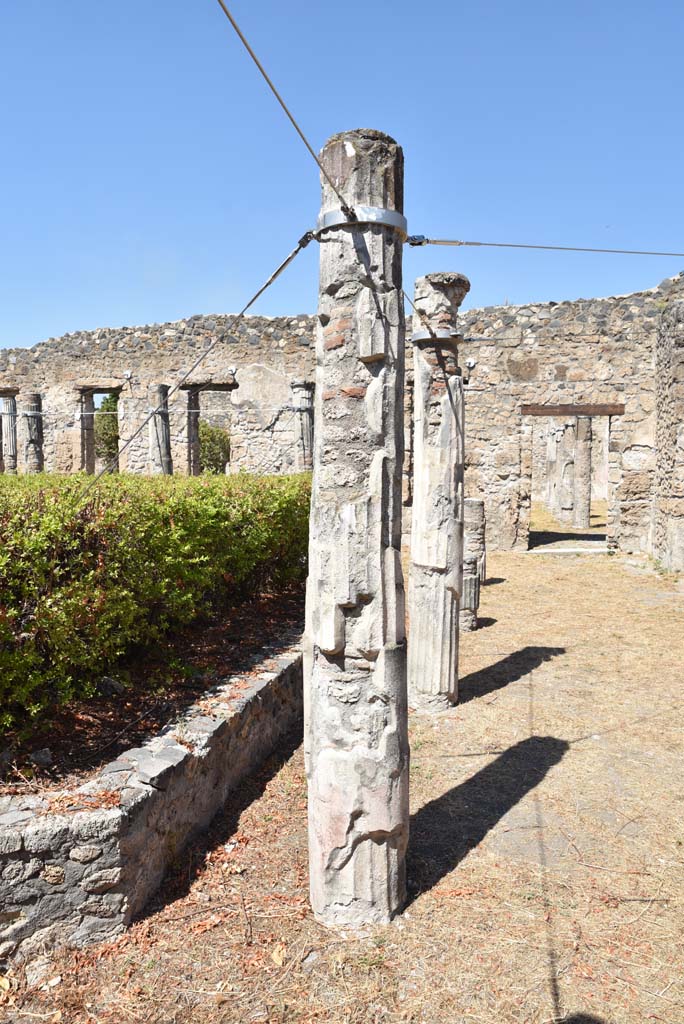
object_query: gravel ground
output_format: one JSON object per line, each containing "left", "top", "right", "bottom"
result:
{"left": 3, "top": 549, "right": 683, "bottom": 1024}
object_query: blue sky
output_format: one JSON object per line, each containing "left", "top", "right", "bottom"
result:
{"left": 1, "top": 0, "right": 683, "bottom": 348}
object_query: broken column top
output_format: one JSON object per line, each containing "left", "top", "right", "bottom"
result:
{"left": 413, "top": 273, "right": 471, "bottom": 339}
{"left": 319, "top": 129, "right": 404, "bottom": 214}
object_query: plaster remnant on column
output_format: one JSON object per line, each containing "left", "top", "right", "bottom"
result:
{"left": 573, "top": 416, "right": 592, "bottom": 529}
{"left": 407, "top": 272, "right": 470, "bottom": 709}
{"left": 305, "top": 129, "right": 409, "bottom": 929}
{"left": 291, "top": 380, "right": 315, "bottom": 471}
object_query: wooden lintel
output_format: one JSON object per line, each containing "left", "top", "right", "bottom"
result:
{"left": 180, "top": 381, "right": 237, "bottom": 392}
{"left": 520, "top": 403, "right": 625, "bottom": 418}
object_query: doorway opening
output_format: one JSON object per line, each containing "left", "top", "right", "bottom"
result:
{"left": 522, "top": 403, "right": 622, "bottom": 552}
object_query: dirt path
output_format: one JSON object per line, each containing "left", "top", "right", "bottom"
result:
{"left": 4, "top": 552, "right": 683, "bottom": 1024}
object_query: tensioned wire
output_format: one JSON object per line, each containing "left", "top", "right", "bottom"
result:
{"left": 56, "top": 1, "right": 684, "bottom": 501}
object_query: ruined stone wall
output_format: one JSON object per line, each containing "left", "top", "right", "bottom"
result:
{"left": 456, "top": 273, "right": 684, "bottom": 552}
{"left": 653, "top": 300, "right": 684, "bottom": 569}
{"left": 3, "top": 275, "right": 684, "bottom": 558}
{"left": 0, "top": 314, "right": 315, "bottom": 475}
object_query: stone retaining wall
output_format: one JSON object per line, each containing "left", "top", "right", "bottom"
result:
{"left": 0, "top": 642, "right": 303, "bottom": 962}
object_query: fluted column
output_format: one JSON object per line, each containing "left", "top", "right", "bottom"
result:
{"left": 407, "top": 272, "right": 470, "bottom": 708}
{"left": 304, "top": 129, "right": 408, "bottom": 928}
{"left": 2, "top": 396, "right": 18, "bottom": 474}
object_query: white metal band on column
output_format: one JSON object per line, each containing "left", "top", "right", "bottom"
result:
{"left": 315, "top": 205, "right": 408, "bottom": 241}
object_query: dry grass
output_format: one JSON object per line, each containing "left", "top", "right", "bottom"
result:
{"left": 3, "top": 551, "right": 683, "bottom": 1024}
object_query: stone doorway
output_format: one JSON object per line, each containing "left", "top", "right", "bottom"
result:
{"left": 522, "top": 403, "right": 622, "bottom": 552}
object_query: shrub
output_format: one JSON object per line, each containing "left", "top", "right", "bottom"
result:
{"left": 199, "top": 421, "right": 231, "bottom": 474}
{"left": 0, "top": 473, "right": 311, "bottom": 732}
{"left": 94, "top": 393, "right": 119, "bottom": 465}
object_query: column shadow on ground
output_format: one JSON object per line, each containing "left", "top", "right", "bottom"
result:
{"left": 528, "top": 530, "right": 606, "bottom": 548}
{"left": 561, "top": 1016, "right": 607, "bottom": 1023}
{"left": 458, "top": 646, "right": 566, "bottom": 704}
{"left": 135, "top": 723, "right": 303, "bottom": 920}
{"left": 408, "top": 735, "right": 569, "bottom": 901}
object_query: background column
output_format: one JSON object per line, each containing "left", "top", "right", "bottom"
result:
{"left": 2, "top": 397, "right": 17, "bottom": 474}
{"left": 23, "top": 393, "right": 44, "bottom": 473}
{"left": 573, "top": 416, "right": 592, "bottom": 528}
{"left": 290, "top": 380, "right": 314, "bottom": 471}
{"left": 407, "top": 272, "right": 470, "bottom": 709}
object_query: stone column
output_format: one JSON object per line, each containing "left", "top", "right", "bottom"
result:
{"left": 23, "top": 394, "right": 44, "bottom": 474}
{"left": 557, "top": 420, "right": 576, "bottom": 524}
{"left": 187, "top": 389, "right": 201, "bottom": 476}
{"left": 459, "top": 556, "right": 480, "bottom": 631}
{"left": 464, "top": 498, "right": 487, "bottom": 583}
{"left": 2, "top": 397, "right": 18, "bottom": 474}
{"left": 291, "top": 380, "right": 314, "bottom": 471}
{"left": 150, "top": 385, "right": 173, "bottom": 475}
{"left": 75, "top": 390, "right": 96, "bottom": 474}
{"left": 304, "top": 129, "right": 409, "bottom": 928}
{"left": 407, "top": 272, "right": 470, "bottom": 709}
{"left": 546, "top": 427, "right": 560, "bottom": 514}
{"left": 573, "top": 416, "right": 592, "bottom": 529}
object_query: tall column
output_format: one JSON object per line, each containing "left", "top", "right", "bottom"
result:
{"left": 150, "top": 385, "right": 173, "bottom": 475}
{"left": 290, "top": 380, "right": 314, "bottom": 471}
{"left": 0, "top": 410, "right": 4, "bottom": 473}
{"left": 187, "top": 389, "right": 201, "bottom": 476}
{"left": 573, "top": 416, "right": 592, "bottom": 529}
{"left": 407, "top": 272, "right": 470, "bottom": 709}
{"left": 75, "top": 390, "right": 96, "bottom": 474}
{"left": 23, "top": 394, "right": 44, "bottom": 474}
{"left": 557, "top": 420, "right": 576, "bottom": 523}
{"left": 304, "top": 129, "right": 408, "bottom": 928}
{"left": 2, "top": 397, "right": 18, "bottom": 474}
{"left": 546, "top": 427, "right": 561, "bottom": 514}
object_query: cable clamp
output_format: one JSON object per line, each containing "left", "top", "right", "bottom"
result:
{"left": 315, "top": 206, "right": 408, "bottom": 241}
{"left": 407, "top": 235, "right": 429, "bottom": 246}
{"left": 297, "top": 230, "right": 315, "bottom": 249}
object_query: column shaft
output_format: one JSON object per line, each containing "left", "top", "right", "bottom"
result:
{"left": 291, "top": 380, "right": 314, "bottom": 471}
{"left": 23, "top": 394, "right": 44, "bottom": 474}
{"left": 407, "top": 272, "right": 470, "bottom": 708}
{"left": 2, "top": 397, "right": 18, "bottom": 474}
{"left": 305, "top": 129, "right": 408, "bottom": 928}
{"left": 573, "top": 416, "right": 592, "bottom": 528}
{"left": 187, "top": 390, "right": 201, "bottom": 476}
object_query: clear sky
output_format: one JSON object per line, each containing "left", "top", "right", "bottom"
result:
{"left": 1, "top": 0, "right": 683, "bottom": 348}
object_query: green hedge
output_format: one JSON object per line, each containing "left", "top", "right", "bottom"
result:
{"left": 0, "top": 473, "right": 311, "bottom": 731}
